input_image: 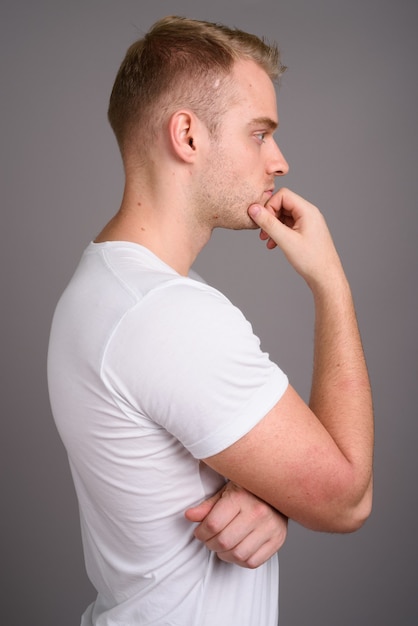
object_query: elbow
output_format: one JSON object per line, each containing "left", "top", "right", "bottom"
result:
{"left": 336, "top": 499, "right": 372, "bottom": 534}
{"left": 325, "top": 479, "right": 374, "bottom": 534}
{"left": 299, "top": 476, "right": 374, "bottom": 534}
{"left": 342, "top": 481, "right": 373, "bottom": 533}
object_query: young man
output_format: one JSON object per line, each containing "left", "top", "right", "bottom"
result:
{"left": 47, "top": 16, "right": 374, "bottom": 626}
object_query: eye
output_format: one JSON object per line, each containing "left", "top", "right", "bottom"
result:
{"left": 254, "top": 132, "right": 266, "bottom": 144}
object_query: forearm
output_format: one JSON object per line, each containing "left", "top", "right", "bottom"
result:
{"left": 309, "top": 272, "right": 374, "bottom": 515}
{"left": 247, "top": 191, "right": 374, "bottom": 528}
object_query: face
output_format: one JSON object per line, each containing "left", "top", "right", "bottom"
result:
{"left": 193, "top": 59, "right": 289, "bottom": 231}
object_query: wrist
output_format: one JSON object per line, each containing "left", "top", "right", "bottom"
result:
{"left": 307, "top": 256, "right": 349, "bottom": 296}
{"left": 310, "top": 270, "right": 352, "bottom": 309}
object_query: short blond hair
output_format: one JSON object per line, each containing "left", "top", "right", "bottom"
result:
{"left": 108, "top": 16, "right": 286, "bottom": 155}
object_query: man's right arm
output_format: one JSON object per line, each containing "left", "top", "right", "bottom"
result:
{"left": 203, "top": 188, "right": 374, "bottom": 533}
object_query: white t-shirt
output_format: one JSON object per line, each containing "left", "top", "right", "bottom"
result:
{"left": 47, "top": 241, "right": 288, "bottom": 626}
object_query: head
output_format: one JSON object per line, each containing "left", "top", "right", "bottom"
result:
{"left": 108, "top": 16, "right": 286, "bottom": 159}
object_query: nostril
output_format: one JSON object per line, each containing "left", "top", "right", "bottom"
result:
{"left": 276, "top": 161, "right": 289, "bottom": 176}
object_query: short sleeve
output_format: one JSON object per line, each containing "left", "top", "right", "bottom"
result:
{"left": 102, "top": 280, "right": 288, "bottom": 458}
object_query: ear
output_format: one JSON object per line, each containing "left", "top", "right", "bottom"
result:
{"left": 168, "top": 110, "right": 200, "bottom": 163}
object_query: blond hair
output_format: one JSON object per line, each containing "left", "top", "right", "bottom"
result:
{"left": 108, "top": 16, "right": 286, "bottom": 154}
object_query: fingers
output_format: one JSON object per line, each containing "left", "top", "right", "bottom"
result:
{"left": 248, "top": 201, "right": 289, "bottom": 251}
{"left": 248, "top": 187, "right": 344, "bottom": 288}
{"left": 216, "top": 530, "right": 287, "bottom": 569}
{"left": 190, "top": 483, "right": 241, "bottom": 543}
{"left": 249, "top": 187, "right": 305, "bottom": 244}
{"left": 184, "top": 489, "right": 223, "bottom": 523}
{"left": 204, "top": 508, "right": 288, "bottom": 569}
{"left": 185, "top": 482, "right": 288, "bottom": 569}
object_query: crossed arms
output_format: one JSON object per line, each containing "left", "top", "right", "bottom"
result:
{"left": 184, "top": 188, "right": 374, "bottom": 567}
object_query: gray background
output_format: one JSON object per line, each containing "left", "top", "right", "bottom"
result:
{"left": 2, "top": 0, "right": 417, "bottom": 624}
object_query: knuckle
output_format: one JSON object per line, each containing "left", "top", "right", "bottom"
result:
{"left": 244, "top": 556, "right": 260, "bottom": 570}
{"left": 215, "top": 534, "right": 232, "bottom": 551}
{"left": 251, "top": 500, "right": 270, "bottom": 521}
{"left": 217, "top": 552, "right": 233, "bottom": 565}
{"left": 230, "top": 546, "right": 249, "bottom": 564}
{"left": 204, "top": 518, "right": 221, "bottom": 535}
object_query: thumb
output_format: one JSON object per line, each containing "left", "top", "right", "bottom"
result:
{"left": 248, "top": 204, "right": 284, "bottom": 249}
{"left": 248, "top": 203, "right": 279, "bottom": 230}
{"left": 184, "top": 490, "right": 223, "bottom": 522}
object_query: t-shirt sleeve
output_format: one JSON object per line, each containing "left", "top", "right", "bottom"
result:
{"left": 102, "top": 280, "right": 288, "bottom": 459}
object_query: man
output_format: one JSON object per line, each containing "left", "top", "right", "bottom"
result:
{"left": 47, "top": 15, "right": 374, "bottom": 626}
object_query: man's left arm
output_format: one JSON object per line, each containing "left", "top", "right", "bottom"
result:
{"left": 185, "top": 481, "right": 287, "bottom": 569}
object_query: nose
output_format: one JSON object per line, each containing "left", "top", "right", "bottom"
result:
{"left": 268, "top": 141, "right": 289, "bottom": 177}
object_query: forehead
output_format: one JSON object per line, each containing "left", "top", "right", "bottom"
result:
{"left": 229, "top": 59, "right": 278, "bottom": 124}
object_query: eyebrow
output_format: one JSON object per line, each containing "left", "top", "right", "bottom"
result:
{"left": 247, "top": 117, "right": 278, "bottom": 131}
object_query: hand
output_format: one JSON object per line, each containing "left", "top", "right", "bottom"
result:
{"left": 248, "top": 187, "right": 345, "bottom": 291}
{"left": 184, "top": 481, "right": 288, "bottom": 569}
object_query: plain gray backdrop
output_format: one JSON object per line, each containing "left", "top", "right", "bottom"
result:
{"left": 2, "top": 0, "right": 417, "bottom": 624}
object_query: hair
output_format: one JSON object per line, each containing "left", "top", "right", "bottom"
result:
{"left": 108, "top": 16, "right": 286, "bottom": 155}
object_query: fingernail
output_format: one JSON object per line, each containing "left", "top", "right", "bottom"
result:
{"left": 248, "top": 204, "right": 261, "bottom": 218}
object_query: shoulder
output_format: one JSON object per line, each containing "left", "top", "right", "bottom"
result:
{"left": 117, "top": 270, "right": 246, "bottom": 326}
{"left": 102, "top": 275, "right": 288, "bottom": 458}
{"left": 137, "top": 277, "right": 257, "bottom": 354}
{"left": 103, "top": 274, "right": 277, "bottom": 393}
{"left": 106, "top": 274, "right": 281, "bottom": 399}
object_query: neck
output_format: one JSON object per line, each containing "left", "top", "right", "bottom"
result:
{"left": 94, "top": 177, "right": 211, "bottom": 276}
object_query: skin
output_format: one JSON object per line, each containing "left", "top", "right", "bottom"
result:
{"left": 96, "top": 60, "right": 288, "bottom": 275}
{"left": 185, "top": 481, "right": 288, "bottom": 569}
{"left": 205, "top": 188, "right": 373, "bottom": 532}
{"left": 96, "top": 57, "right": 373, "bottom": 563}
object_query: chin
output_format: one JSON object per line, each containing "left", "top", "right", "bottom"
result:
{"left": 230, "top": 215, "right": 260, "bottom": 232}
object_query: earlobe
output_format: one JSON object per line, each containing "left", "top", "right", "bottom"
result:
{"left": 169, "top": 111, "right": 197, "bottom": 162}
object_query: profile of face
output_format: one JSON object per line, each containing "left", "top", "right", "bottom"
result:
{"left": 193, "top": 59, "right": 289, "bottom": 231}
